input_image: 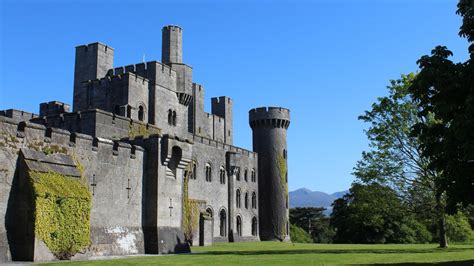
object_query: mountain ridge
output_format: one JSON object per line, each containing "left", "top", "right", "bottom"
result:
{"left": 289, "top": 187, "right": 349, "bottom": 209}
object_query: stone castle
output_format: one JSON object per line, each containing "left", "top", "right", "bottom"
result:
{"left": 0, "top": 25, "right": 290, "bottom": 262}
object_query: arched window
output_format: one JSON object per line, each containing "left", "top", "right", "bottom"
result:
{"left": 244, "top": 192, "right": 249, "bottom": 209}
{"left": 252, "top": 192, "right": 257, "bottom": 209}
{"left": 244, "top": 169, "right": 248, "bottom": 182}
{"left": 286, "top": 195, "right": 289, "bottom": 209}
{"left": 168, "top": 109, "right": 173, "bottom": 125}
{"left": 236, "top": 170, "right": 240, "bottom": 181}
{"left": 251, "top": 217, "right": 257, "bottom": 236}
{"left": 219, "top": 167, "right": 226, "bottom": 184}
{"left": 283, "top": 149, "right": 287, "bottom": 159}
{"left": 251, "top": 169, "right": 256, "bottom": 182}
{"left": 138, "top": 105, "right": 144, "bottom": 121}
{"left": 205, "top": 163, "right": 212, "bottom": 182}
{"left": 236, "top": 189, "right": 241, "bottom": 208}
{"left": 126, "top": 105, "right": 132, "bottom": 118}
{"left": 172, "top": 111, "right": 177, "bottom": 126}
{"left": 236, "top": 216, "right": 242, "bottom": 237}
{"left": 220, "top": 209, "right": 226, "bottom": 237}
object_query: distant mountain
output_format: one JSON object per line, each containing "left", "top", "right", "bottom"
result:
{"left": 289, "top": 188, "right": 349, "bottom": 210}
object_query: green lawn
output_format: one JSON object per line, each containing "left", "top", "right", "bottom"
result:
{"left": 40, "top": 242, "right": 474, "bottom": 265}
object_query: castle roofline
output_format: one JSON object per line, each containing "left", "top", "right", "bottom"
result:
{"left": 75, "top": 42, "right": 115, "bottom": 50}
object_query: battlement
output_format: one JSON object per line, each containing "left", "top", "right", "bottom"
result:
{"left": 108, "top": 61, "right": 176, "bottom": 78}
{"left": 162, "top": 25, "right": 182, "bottom": 32}
{"left": 0, "top": 109, "right": 38, "bottom": 122}
{"left": 192, "top": 134, "right": 257, "bottom": 158}
{"left": 0, "top": 115, "right": 144, "bottom": 158}
{"left": 76, "top": 42, "right": 114, "bottom": 53}
{"left": 211, "top": 96, "right": 232, "bottom": 105}
{"left": 39, "top": 101, "right": 70, "bottom": 117}
{"left": 85, "top": 72, "right": 149, "bottom": 86}
{"left": 249, "top": 106, "right": 290, "bottom": 129}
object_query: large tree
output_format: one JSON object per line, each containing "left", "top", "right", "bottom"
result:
{"left": 408, "top": 0, "right": 474, "bottom": 213}
{"left": 354, "top": 73, "right": 448, "bottom": 247}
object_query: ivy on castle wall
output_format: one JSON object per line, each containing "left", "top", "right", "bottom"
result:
{"left": 277, "top": 154, "right": 288, "bottom": 239}
{"left": 182, "top": 165, "right": 200, "bottom": 244}
{"left": 30, "top": 170, "right": 92, "bottom": 260}
{"left": 128, "top": 123, "right": 161, "bottom": 139}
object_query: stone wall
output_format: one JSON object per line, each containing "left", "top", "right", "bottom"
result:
{"left": 0, "top": 116, "right": 145, "bottom": 262}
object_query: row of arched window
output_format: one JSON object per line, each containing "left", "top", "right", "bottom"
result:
{"left": 236, "top": 190, "right": 257, "bottom": 209}
{"left": 236, "top": 168, "right": 257, "bottom": 183}
{"left": 215, "top": 208, "right": 258, "bottom": 237}
{"left": 189, "top": 161, "right": 256, "bottom": 184}
{"left": 114, "top": 105, "right": 145, "bottom": 122}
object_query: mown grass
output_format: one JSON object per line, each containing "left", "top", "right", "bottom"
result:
{"left": 40, "top": 242, "right": 474, "bottom": 265}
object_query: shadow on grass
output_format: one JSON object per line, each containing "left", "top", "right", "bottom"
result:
{"left": 386, "top": 260, "right": 474, "bottom": 265}
{"left": 193, "top": 247, "right": 474, "bottom": 256}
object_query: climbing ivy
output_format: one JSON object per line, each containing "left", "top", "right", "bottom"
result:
{"left": 182, "top": 165, "right": 200, "bottom": 244}
{"left": 30, "top": 170, "right": 91, "bottom": 260}
{"left": 277, "top": 154, "right": 288, "bottom": 239}
{"left": 128, "top": 123, "right": 161, "bottom": 138}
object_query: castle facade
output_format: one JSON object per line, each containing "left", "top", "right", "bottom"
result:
{"left": 0, "top": 25, "right": 290, "bottom": 262}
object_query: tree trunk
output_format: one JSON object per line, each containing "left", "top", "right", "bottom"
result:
{"left": 435, "top": 191, "right": 448, "bottom": 248}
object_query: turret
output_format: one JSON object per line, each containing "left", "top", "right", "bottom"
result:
{"left": 162, "top": 25, "right": 183, "bottom": 65}
{"left": 212, "top": 96, "right": 233, "bottom": 144}
{"left": 73, "top": 42, "right": 114, "bottom": 112}
{"left": 249, "top": 107, "right": 290, "bottom": 241}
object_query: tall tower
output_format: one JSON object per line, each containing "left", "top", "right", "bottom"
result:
{"left": 73, "top": 42, "right": 114, "bottom": 112}
{"left": 162, "top": 25, "right": 183, "bottom": 65}
{"left": 249, "top": 107, "right": 290, "bottom": 241}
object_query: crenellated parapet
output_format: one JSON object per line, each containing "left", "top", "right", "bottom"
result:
{"left": 249, "top": 107, "right": 290, "bottom": 130}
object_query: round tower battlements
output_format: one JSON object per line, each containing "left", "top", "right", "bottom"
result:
{"left": 162, "top": 25, "right": 182, "bottom": 32}
{"left": 249, "top": 107, "right": 290, "bottom": 130}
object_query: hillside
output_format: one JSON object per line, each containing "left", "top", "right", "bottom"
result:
{"left": 289, "top": 188, "right": 348, "bottom": 209}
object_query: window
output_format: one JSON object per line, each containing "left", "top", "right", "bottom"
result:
{"left": 236, "top": 189, "right": 241, "bottom": 208}
{"left": 251, "top": 169, "right": 256, "bottom": 182}
{"left": 219, "top": 167, "right": 226, "bottom": 184}
{"left": 138, "top": 106, "right": 144, "bottom": 121}
{"left": 220, "top": 209, "right": 227, "bottom": 237}
{"left": 244, "top": 169, "right": 248, "bottom": 182}
{"left": 236, "top": 216, "right": 242, "bottom": 237}
{"left": 252, "top": 192, "right": 257, "bottom": 209}
{"left": 205, "top": 163, "right": 212, "bottom": 182}
{"left": 245, "top": 192, "right": 248, "bottom": 209}
{"left": 168, "top": 109, "right": 173, "bottom": 125}
{"left": 283, "top": 149, "right": 287, "bottom": 159}
{"left": 251, "top": 217, "right": 257, "bottom": 236}
{"left": 126, "top": 105, "right": 132, "bottom": 118}
{"left": 236, "top": 170, "right": 240, "bottom": 181}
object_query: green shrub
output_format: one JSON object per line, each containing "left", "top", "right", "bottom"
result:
{"left": 30, "top": 171, "right": 91, "bottom": 260}
{"left": 290, "top": 224, "right": 312, "bottom": 243}
{"left": 446, "top": 211, "right": 474, "bottom": 242}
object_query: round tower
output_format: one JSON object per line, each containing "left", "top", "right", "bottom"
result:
{"left": 249, "top": 107, "right": 290, "bottom": 241}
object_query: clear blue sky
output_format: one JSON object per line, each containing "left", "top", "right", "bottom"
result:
{"left": 0, "top": 0, "right": 469, "bottom": 193}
